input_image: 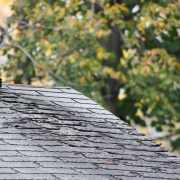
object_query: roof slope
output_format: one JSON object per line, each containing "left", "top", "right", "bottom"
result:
{"left": 0, "top": 84, "right": 180, "bottom": 180}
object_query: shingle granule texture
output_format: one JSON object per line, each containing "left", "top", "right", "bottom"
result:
{"left": 0, "top": 84, "right": 180, "bottom": 180}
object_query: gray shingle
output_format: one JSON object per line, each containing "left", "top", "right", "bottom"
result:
{"left": 38, "top": 91, "right": 90, "bottom": 99}
{"left": 38, "top": 162, "right": 96, "bottom": 169}
{"left": 7, "top": 85, "right": 63, "bottom": 92}
{"left": 0, "top": 168, "right": 16, "bottom": 173}
{"left": 0, "top": 83, "right": 180, "bottom": 179}
{"left": 0, "top": 162, "right": 39, "bottom": 168}
{"left": 59, "top": 88, "right": 82, "bottom": 94}
{"left": 54, "top": 174, "right": 111, "bottom": 180}
{"left": 13, "top": 167, "right": 78, "bottom": 174}
{"left": 21, "top": 94, "right": 76, "bottom": 103}
{"left": 0, "top": 156, "right": 61, "bottom": 162}
{"left": 11, "top": 90, "right": 40, "bottom": 95}
{"left": 0, "top": 174, "right": 56, "bottom": 179}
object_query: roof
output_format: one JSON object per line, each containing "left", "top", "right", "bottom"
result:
{"left": 0, "top": 83, "right": 180, "bottom": 180}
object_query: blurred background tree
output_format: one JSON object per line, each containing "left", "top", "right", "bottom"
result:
{"left": 0, "top": 0, "right": 180, "bottom": 155}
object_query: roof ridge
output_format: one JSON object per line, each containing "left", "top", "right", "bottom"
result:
{"left": 4, "top": 83, "right": 71, "bottom": 89}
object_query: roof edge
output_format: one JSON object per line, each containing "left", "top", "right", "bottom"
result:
{"left": 4, "top": 83, "right": 71, "bottom": 89}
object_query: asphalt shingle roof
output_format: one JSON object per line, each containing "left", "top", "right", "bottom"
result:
{"left": 0, "top": 83, "right": 180, "bottom": 180}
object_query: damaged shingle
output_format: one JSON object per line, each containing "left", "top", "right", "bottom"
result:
{"left": 0, "top": 83, "right": 180, "bottom": 180}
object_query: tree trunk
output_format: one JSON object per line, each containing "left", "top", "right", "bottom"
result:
{"left": 100, "top": 24, "right": 122, "bottom": 114}
{"left": 94, "top": 3, "right": 122, "bottom": 114}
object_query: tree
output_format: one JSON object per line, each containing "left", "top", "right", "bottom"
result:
{"left": 0, "top": 0, "right": 180, "bottom": 153}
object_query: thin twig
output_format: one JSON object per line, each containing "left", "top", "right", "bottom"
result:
{"left": 5, "top": 43, "right": 38, "bottom": 65}
{"left": 17, "top": 20, "right": 67, "bottom": 31}
{"left": 0, "top": 26, "right": 19, "bottom": 51}
{"left": 119, "top": 29, "right": 127, "bottom": 43}
{"left": 18, "top": 23, "right": 64, "bottom": 31}
{"left": 89, "top": 1, "right": 127, "bottom": 43}
{"left": 3, "top": 43, "right": 85, "bottom": 87}
{"left": 152, "top": 134, "right": 174, "bottom": 141}
{"left": 90, "top": 3, "right": 95, "bottom": 25}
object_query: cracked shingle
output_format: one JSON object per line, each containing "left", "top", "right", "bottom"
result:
{"left": 0, "top": 84, "right": 180, "bottom": 180}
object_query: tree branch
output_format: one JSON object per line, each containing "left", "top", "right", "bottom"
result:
{"left": 90, "top": 3, "right": 95, "bottom": 25}
{"left": 3, "top": 43, "right": 86, "bottom": 87}
{"left": 119, "top": 29, "right": 127, "bottom": 43}
{"left": 0, "top": 26, "right": 19, "bottom": 51}
{"left": 152, "top": 134, "right": 174, "bottom": 141}
{"left": 92, "top": 1, "right": 127, "bottom": 43}
{"left": 18, "top": 21, "right": 65, "bottom": 31}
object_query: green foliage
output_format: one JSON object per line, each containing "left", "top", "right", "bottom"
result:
{"left": 171, "top": 137, "right": 180, "bottom": 152}
{"left": 1, "top": 0, "right": 180, "bottom": 153}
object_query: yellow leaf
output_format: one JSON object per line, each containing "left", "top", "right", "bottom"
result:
{"left": 45, "top": 48, "right": 52, "bottom": 56}
{"left": 91, "top": 0, "right": 96, "bottom": 3}
{"left": 29, "top": 20, "right": 33, "bottom": 25}
{"left": 136, "top": 108, "right": 144, "bottom": 118}
{"left": 96, "top": 29, "right": 103, "bottom": 38}
{"left": 159, "top": 22, "right": 164, "bottom": 28}
{"left": 141, "top": 37, "right": 146, "bottom": 41}
{"left": 62, "top": 61, "right": 67, "bottom": 65}
{"left": 146, "top": 107, "right": 152, "bottom": 114}
{"left": 150, "top": 6, "right": 155, "bottom": 12}
{"left": 106, "top": 3, "right": 110, "bottom": 8}
{"left": 156, "top": 96, "right": 160, "bottom": 101}
{"left": 146, "top": 98, "right": 150, "bottom": 102}
{"left": 118, "top": 93, "right": 126, "bottom": 100}
{"left": 113, "top": 71, "right": 121, "bottom": 79}
{"left": 54, "top": 6, "right": 61, "bottom": 12}
{"left": 118, "top": 5, "right": 128, "bottom": 12}
{"left": 122, "top": 74, "right": 126, "bottom": 82}
{"left": 97, "top": 51, "right": 103, "bottom": 60}
{"left": 89, "top": 28, "right": 94, "bottom": 33}
{"left": 43, "top": 39, "right": 50, "bottom": 47}
{"left": 62, "top": 72, "right": 66, "bottom": 76}
{"left": 86, "top": 11, "right": 91, "bottom": 18}
{"left": 144, "top": 66, "right": 150, "bottom": 71}
{"left": 74, "top": 51, "right": 79, "bottom": 56}
{"left": 80, "top": 76, "right": 85, "bottom": 83}
{"left": 13, "top": 22, "right": 18, "bottom": 27}
{"left": 153, "top": 22, "right": 158, "bottom": 27}
{"left": 56, "top": 9, "right": 65, "bottom": 20}
{"left": 98, "top": 47, "right": 103, "bottom": 51}
{"left": 103, "top": 19, "right": 108, "bottom": 23}
{"left": 13, "top": 29, "right": 21, "bottom": 35}
{"left": 116, "top": 20, "right": 123, "bottom": 24}
{"left": 174, "top": 62, "right": 180, "bottom": 69}
{"left": 70, "top": 18, "right": 76, "bottom": 26}
{"left": 17, "top": 69, "right": 23, "bottom": 76}
{"left": 118, "top": 88, "right": 126, "bottom": 100}
{"left": 151, "top": 49, "right": 156, "bottom": 58}
{"left": 1, "top": 0, "right": 11, "bottom": 6}
{"left": 122, "top": 49, "right": 129, "bottom": 59}
{"left": 87, "top": 70, "right": 91, "bottom": 79}
{"left": 107, "top": 68, "right": 113, "bottom": 74}
{"left": 76, "top": 2, "right": 83, "bottom": 6}
{"left": 69, "top": 55, "right": 76, "bottom": 63}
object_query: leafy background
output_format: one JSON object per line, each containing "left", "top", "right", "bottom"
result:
{"left": 0, "top": 0, "right": 180, "bottom": 156}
